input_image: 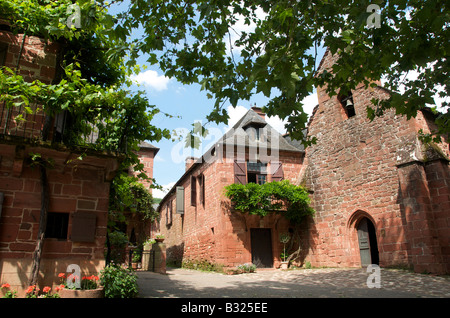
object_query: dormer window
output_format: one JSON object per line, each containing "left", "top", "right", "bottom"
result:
{"left": 338, "top": 92, "right": 356, "bottom": 118}
{"left": 244, "top": 123, "right": 266, "bottom": 142}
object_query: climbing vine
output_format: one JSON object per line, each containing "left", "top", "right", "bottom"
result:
{"left": 224, "top": 180, "right": 314, "bottom": 224}
{"left": 109, "top": 174, "right": 158, "bottom": 222}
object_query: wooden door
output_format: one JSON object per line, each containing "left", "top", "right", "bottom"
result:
{"left": 251, "top": 228, "right": 273, "bottom": 268}
{"left": 357, "top": 218, "right": 372, "bottom": 266}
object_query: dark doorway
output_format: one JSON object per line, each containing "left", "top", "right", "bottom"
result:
{"left": 357, "top": 217, "right": 379, "bottom": 266}
{"left": 250, "top": 228, "right": 273, "bottom": 268}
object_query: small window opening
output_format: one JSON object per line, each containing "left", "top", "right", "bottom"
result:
{"left": 339, "top": 92, "right": 356, "bottom": 118}
{"left": 45, "top": 212, "right": 69, "bottom": 240}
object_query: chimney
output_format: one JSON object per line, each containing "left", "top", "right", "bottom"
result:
{"left": 251, "top": 105, "right": 265, "bottom": 120}
{"left": 185, "top": 156, "right": 198, "bottom": 171}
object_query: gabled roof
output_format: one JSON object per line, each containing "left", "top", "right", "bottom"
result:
{"left": 156, "top": 107, "right": 304, "bottom": 210}
{"left": 217, "top": 108, "right": 304, "bottom": 153}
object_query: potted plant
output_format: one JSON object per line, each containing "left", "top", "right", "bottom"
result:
{"left": 155, "top": 234, "right": 165, "bottom": 243}
{"left": 132, "top": 249, "right": 142, "bottom": 269}
{"left": 57, "top": 273, "right": 104, "bottom": 298}
{"left": 279, "top": 233, "right": 291, "bottom": 269}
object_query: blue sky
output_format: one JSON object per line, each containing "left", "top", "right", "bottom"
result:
{"left": 132, "top": 63, "right": 323, "bottom": 199}
{"left": 107, "top": 2, "right": 324, "bottom": 198}
{"left": 106, "top": 3, "right": 450, "bottom": 198}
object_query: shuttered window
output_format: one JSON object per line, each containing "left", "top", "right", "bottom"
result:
{"left": 71, "top": 212, "right": 96, "bottom": 242}
{"left": 270, "top": 162, "right": 284, "bottom": 182}
{"left": 176, "top": 186, "right": 185, "bottom": 214}
{"left": 234, "top": 160, "right": 247, "bottom": 184}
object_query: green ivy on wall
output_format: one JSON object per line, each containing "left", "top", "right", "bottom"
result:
{"left": 224, "top": 180, "right": 314, "bottom": 224}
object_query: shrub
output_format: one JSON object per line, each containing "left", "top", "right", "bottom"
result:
{"left": 237, "top": 263, "right": 257, "bottom": 273}
{"left": 100, "top": 265, "right": 138, "bottom": 298}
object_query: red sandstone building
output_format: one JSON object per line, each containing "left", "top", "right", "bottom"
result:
{"left": 0, "top": 29, "right": 122, "bottom": 294}
{"left": 0, "top": 25, "right": 160, "bottom": 295}
{"left": 158, "top": 50, "right": 450, "bottom": 274}
{"left": 158, "top": 107, "right": 305, "bottom": 269}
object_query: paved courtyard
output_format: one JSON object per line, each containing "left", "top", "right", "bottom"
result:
{"left": 137, "top": 267, "right": 450, "bottom": 298}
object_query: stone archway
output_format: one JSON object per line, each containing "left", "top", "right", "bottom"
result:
{"left": 347, "top": 211, "right": 379, "bottom": 267}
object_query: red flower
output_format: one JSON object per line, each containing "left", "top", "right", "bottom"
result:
{"left": 25, "top": 285, "right": 35, "bottom": 294}
{"left": 58, "top": 273, "right": 66, "bottom": 278}
{"left": 1, "top": 283, "right": 10, "bottom": 289}
{"left": 43, "top": 286, "right": 51, "bottom": 293}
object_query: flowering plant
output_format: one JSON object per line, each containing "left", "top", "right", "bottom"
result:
{"left": 25, "top": 285, "right": 39, "bottom": 298}
{"left": 1, "top": 283, "right": 17, "bottom": 298}
{"left": 39, "top": 286, "right": 60, "bottom": 298}
{"left": 81, "top": 275, "right": 99, "bottom": 290}
{"left": 58, "top": 272, "right": 100, "bottom": 290}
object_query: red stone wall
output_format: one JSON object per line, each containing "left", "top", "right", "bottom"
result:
{"left": 304, "top": 50, "right": 450, "bottom": 274}
{"left": 0, "top": 30, "right": 59, "bottom": 140}
{"left": 0, "top": 30, "right": 59, "bottom": 84}
{"left": 160, "top": 150, "right": 304, "bottom": 269}
{"left": 134, "top": 148, "right": 155, "bottom": 191}
{"left": 0, "top": 144, "right": 118, "bottom": 295}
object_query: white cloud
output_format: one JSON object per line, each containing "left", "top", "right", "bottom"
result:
{"left": 226, "top": 105, "right": 248, "bottom": 130}
{"left": 302, "top": 92, "right": 319, "bottom": 117}
{"left": 226, "top": 6, "right": 268, "bottom": 55}
{"left": 130, "top": 70, "right": 170, "bottom": 91}
{"left": 153, "top": 182, "right": 175, "bottom": 199}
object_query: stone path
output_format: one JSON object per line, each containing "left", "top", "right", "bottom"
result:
{"left": 137, "top": 267, "right": 450, "bottom": 298}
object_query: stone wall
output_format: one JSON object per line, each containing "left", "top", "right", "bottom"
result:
{"left": 303, "top": 50, "right": 450, "bottom": 274}
{"left": 159, "top": 150, "right": 304, "bottom": 269}
{"left": 0, "top": 143, "right": 118, "bottom": 295}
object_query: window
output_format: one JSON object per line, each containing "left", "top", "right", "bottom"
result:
{"left": 0, "top": 43, "right": 8, "bottom": 66}
{"left": 45, "top": 212, "right": 69, "bottom": 240}
{"left": 197, "top": 174, "right": 205, "bottom": 207}
{"left": 166, "top": 200, "right": 173, "bottom": 226}
{"left": 244, "top": 123, "right": 266, "bottom": 142}
{"left": 176, "top": 186, "right": 185, "bottom": 214}
{"left": 338, "top": 91, "right": 356, "bottom": 118}
{"left": 247, "top": 162, "right": 267, "bottom": 185}
{"left": 190, "top": 175, "right": 197, "bottom": 207}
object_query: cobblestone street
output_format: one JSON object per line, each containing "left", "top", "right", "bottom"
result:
{"left": 137, "top": 267, "right": 450, "bottom": 298}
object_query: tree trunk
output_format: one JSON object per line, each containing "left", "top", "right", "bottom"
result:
{"left": 286, "top": 225, "right": 302, "bottom": 265}
{"left": 28, "top": 164, "right": 49, "bottom": 286}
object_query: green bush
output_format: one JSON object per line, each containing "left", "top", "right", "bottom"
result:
{"left": 100, "top": 265, "right": 138, "bottom": 298}
{"left": 236, "top": 263, "right": 257, "bottom": 273}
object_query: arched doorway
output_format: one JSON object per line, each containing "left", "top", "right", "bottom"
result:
{"left": 356, "top": 217, "right": 379, "bottom": 266}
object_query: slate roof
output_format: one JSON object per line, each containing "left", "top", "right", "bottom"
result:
{"left": 217, "top": 108, "right": 304, "bottom": 153}
{"left": 138, "top": 141, "right": 159, "bottom": 155}
{"left": 156, "top": 107, "right": 304, "bottom": 210}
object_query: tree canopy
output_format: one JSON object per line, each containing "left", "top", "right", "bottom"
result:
{"left": 2, "top": 0, "right": 447, "bottom": 147}
{"left": 107, "top": 0, "right": 449, "bottom": 145}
